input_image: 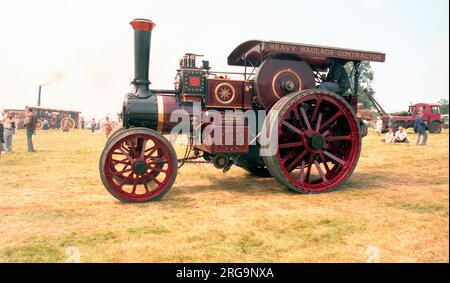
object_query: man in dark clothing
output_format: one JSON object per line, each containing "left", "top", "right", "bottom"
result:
{"left": 414, "top": 111, "right": 427, "bottom": 146}
{"left": 0, "top": 121, "right": 4, "bottom": 156}
{"left": 91, "top": 118, "right": 96, "bottom": 132}
{"left": 24, "top": 107, "right": 37, "bottom": 152}
{"left": 319, "top": 59, "right": 351, "bottom": 94}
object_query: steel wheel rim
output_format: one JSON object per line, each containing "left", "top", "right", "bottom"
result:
{"left": 61, "top": 117, "right": 76, "bottom": 130}
{"left": 103, "top": 133, "right": 175, "bottom": 201}
{"left": 276, "top": 92, "right": 360, "bottom": 192}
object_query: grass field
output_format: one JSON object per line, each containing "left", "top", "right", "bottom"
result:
{"left": 0, "top": 128, "right": 448, "bottom": 263}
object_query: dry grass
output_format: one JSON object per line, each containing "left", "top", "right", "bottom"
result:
{"left": 0, "top": 128, "right": 448, "bottom": 263}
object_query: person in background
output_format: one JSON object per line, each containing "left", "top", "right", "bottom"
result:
{"left": 80, "top": 118, "right": 85, "bottom": 130}
{"left": 384, "top": 128, "right": 394, "bottom": 143}
{"left": 43, "top": 119, "right": 49, "bottom": 131}
{"left": 394, "top": 126, "right": 409, "bottom": 143}
{"left": 91, "top": 118, "right": 96, "bottom": 133}
{"left": 375, "top": 117, "right": 383, "bottom": 136}
{"left": 0, "top": 119, "right": 4, "bottom": 156}
{"left": 388, "top": 114, "right": 394, "bottom": 129}
{"left": 102, "top": 116, "right": 113, "bottom": 139}
{"left": 24, "top": 107, "right": 37, "bottom": 153}
{"left": 414, "top": 111, "right": 427, "bottom": 146}
{"left": 2, "top": 111, "right": 16, "bottom": 153}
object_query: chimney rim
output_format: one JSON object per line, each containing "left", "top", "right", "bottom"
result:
{"left": 130, "top": 18, "right": 156, "bottom": 31}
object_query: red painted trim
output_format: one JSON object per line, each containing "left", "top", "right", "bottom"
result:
{"left": 130, "top": 19, "right": 156, "bottom": 31}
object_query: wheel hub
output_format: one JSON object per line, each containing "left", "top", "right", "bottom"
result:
{"left": 308, "top": 134, "right": 325, "bottom": 151}
{"left": 133, "top": 160, "right": 148, "bottom": 175}
{"left": 282, "top": 80, "right": 295, "bottom": 92}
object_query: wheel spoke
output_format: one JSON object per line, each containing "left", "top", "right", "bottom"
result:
{"left": 314, "top": 160, "right": 328, "bottom": 182}
{"left": 145, "top": 146, "right": 158, "bottom": 158}
{"left": 282, "top": 121, "right": 303, "bottom": 135}
{"left": 305, "top": 156, "right": 314, "bottom": 182}
{"left": 280, "top": 130, "right": 295, "bottom": 140}
{"left": 129, "top": 143, "right": 139, "bottom": 158}
{"left": 131, "top": 183, "right": 138, "bottom": 195}
{"left": 286, "top": 149, "right": 308, "bottom": 171}
{"left": 120, "top": 164, "right": 128, "bottom": 172}
{"left": 113, "top": 168, "right": 132, "bottom": 176}
{"left": 281, "top": 151, "right": 297, "bottom": 166}
{"left": 320, "top": 112, "right": 343, "bottom": 130}
{"left": 325, "top": 135, "right": 352, "bottom": 142}
{"left": 149, "top": 165, "right": 167, "bottom": 174}
{"left": 148, "top": 156, "right": 168, "bottom": 165}
{"left": 143, "top": 182, "right": 150, "bottom": 193}
{"left": 108, "top": 162, "right": 128, "bottom": 174}
{"left": 315, "top": 112, "right": 323, "bottom": 131}
{"left": 320, "top": 153, "right": 331, "bottom": 173}
{"left": 111, "top": 158, "right": 130, "bottom": 165}
{"left": 145, "top": 144, "right": 156, "bottom": 152}
{"left": 140, "top": 138, "right": 149, "bottom": 158}
{"left": 118, "top": 146, "right": 132, "bottom": 161}
{"left": 293, "top": 107, "right": 301, "bottom": 122}
{"left": 299, "top": 160, "right": 306, "bottom": 182}
{"left": 300, "top": 107, "right": 312, "bottom": 130}
{"left": 279, "top": 141, "right": 304, "bottom": 149}
{"left": 321, "top": 122, "right": 339, "bottom": 137}
{"left": 323, "top": 151, "right": 345, "bottom": 166}
{"left": 311, "top": 99, "right": 322, "bottom": 123}
{"left": 118, "top": 174, "right": 133, "bottom": 187}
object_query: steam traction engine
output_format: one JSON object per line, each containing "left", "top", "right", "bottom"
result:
{"left": 99, "top": 19, "right": 386, "bottom": 202}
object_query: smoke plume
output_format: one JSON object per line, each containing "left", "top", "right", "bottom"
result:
{"left": 41, "top": 70, "right": 68, "bottom": 87}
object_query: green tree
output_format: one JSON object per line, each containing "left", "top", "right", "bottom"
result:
{"left": 345, "top": 61, "right": 376, "bottom": 109}
{"left": 438, "top": 98, "right": 449, "bottom": 114}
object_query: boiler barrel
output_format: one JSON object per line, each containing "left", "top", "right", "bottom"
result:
{"left": 123, "top": 93, "right": 190, "bottom": 133}
{"left": 156, "top": 94, "right": 192, "bottom": 134}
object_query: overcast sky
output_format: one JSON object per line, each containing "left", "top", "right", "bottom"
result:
{"left": 0, "top": 0, "right": 448, "bottom": 118}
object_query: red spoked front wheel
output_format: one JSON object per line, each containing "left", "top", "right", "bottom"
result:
{"left": 262, "top": 89, "right": 361, "bottom": 193}
{"left": 103, "top": 128, "right": 164, "bottom": 184}
{"left": 99, "top": 128, "right": 178, "bottom": 202}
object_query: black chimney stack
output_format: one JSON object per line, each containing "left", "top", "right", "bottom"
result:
{"left": 130, "top": 18, "right": 156, "bottom": 98}
{"left": 38, "top": 85, "right": 42, "bottom": 106}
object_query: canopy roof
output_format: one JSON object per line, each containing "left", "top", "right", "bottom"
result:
{"left": 228, "top": 40, "right": 386, "bottom": 67}
{"left": 27, "top": 106, "right": 82, "bottom": 113}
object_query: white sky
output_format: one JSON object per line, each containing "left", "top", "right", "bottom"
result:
{"left": 0, "top": 0, "right": 448, "bottom": 119}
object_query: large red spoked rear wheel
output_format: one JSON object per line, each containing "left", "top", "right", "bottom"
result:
{"left": 262, "top": 89, "right": 361, "bottom": 193}
{"left": 99, "top": 128, "right": 178, "bottom": 202}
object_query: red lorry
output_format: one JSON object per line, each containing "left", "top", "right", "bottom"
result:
{"left": 365, "top": 91, "right": 443, "bottom": 133}
{"left": 382, "top": 103, "right": 442, "bottom": 133}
